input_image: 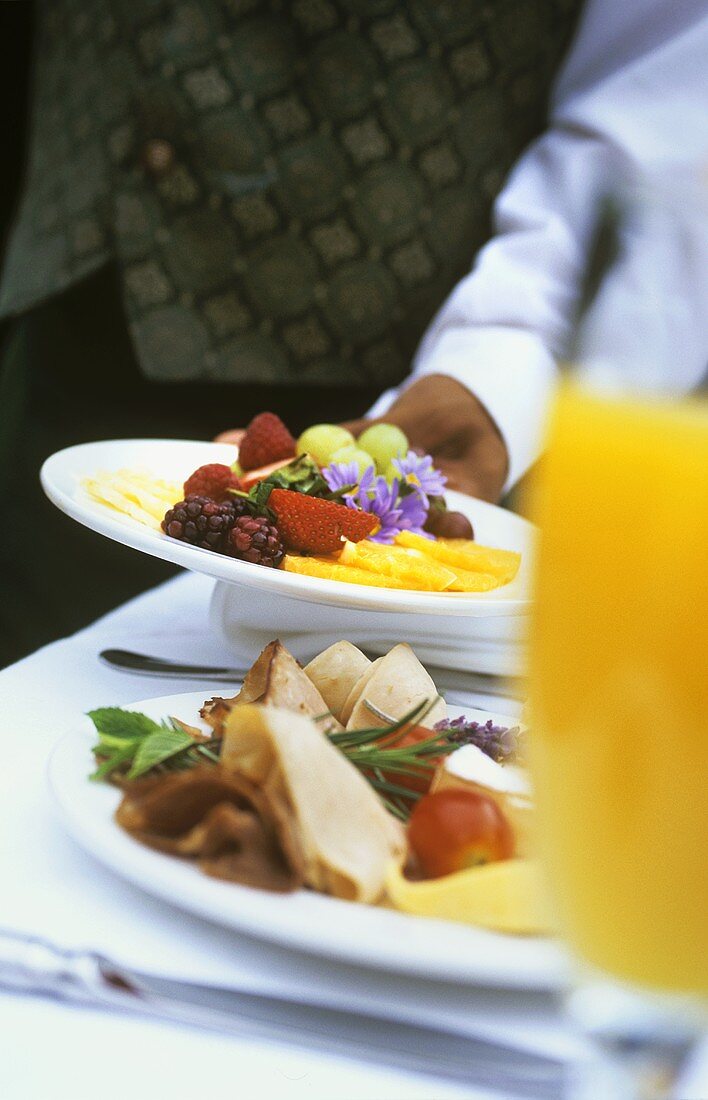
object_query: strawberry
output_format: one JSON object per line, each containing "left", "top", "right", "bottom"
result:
{"left": 238, "top": 412, "right": 296, "bottom": 472}
{"left": 269, "top": 488, "right": 378, "bottom": 554}
{"left": 184, "top": 463, "right": 240, "bottom": 501}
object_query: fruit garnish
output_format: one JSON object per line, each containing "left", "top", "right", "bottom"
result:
{"left": 296, "top": 424, "right": 354, "bottom": 467}
{"left": 408, "top": 789, "right": 514, "bottom": 878}
{"left": 357, "top": 423, "right": 408, "bottom": 473}
{"left": 238, "top": 412, "right": 296, "bottom": 472}
{"left": 227, "top": 515, "right": 284, "bottom": 567}
{"left": 269, "top": 488, "right": 378, "bottom": 554}
{"left": 183, "top": 463, "right": 240, "bottom": 502}
{"left": 162, "top": 496, "right": 246, "bottom": 551}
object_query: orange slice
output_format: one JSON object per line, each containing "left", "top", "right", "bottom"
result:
{"left": 395, "top": 531, "right": 521, "bottom": 584}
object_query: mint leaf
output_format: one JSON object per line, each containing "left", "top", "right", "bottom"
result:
{"left": 90, "top": 741, "right": 138, "bottom": 782}
{"left": 127, "top": 727, "right": 194, "bottom": 779}
{"left": 88, "top": 708, "right": 161, "bottom": 740}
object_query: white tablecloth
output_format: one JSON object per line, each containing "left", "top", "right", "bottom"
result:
{"left": 0, "top": 574, "right": 703, "bottom": 1100}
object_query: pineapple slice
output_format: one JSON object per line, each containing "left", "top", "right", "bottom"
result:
{"left": 395, "top": 531, "right": 521, "bottom": 584}
{"left": 340, "top": 539, "right": 456, "bottom": 592}
{"left": 282, "top": 555, "right": 407, "bottom": 588}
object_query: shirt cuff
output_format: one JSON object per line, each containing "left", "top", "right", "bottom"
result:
{"left": 368, "top": 326, "right": 559, "bottom": 493}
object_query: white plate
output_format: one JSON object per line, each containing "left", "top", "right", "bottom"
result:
{"left": 49, "top": 690, "right": 567, "bottom": 991}
{"left": 41, "top": 439, "right": 534, "bottom": 674}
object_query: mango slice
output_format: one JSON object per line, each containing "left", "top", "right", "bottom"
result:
{"left": 385, "top": 859, "right": 548, "bottom": 935}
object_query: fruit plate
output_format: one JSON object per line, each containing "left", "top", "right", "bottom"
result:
{"left": 48, "top": 690, "right": 568, "bottom": 991}
{"left": 41, "top": 439, "right": 534, "bottom": 674}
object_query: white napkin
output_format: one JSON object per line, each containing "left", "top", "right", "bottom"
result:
{"left": 0, "top": 574, "right": 581, "bottom": 1065}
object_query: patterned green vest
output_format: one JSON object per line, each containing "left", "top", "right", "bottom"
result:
{"left": 0, "top": 0, "right": 581, "bottom": 387}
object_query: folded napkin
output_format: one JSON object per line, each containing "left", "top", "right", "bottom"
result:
{"left": 0, "top": 573, "right": 580, "bottom": 1066}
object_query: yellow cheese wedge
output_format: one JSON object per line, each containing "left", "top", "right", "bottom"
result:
{"left": 385, "top": 859, "right": 548, "bottom": 935}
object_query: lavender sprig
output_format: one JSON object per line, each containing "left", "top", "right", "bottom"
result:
{"left": 433, "top": 717, "right": 523, "bottom": 764}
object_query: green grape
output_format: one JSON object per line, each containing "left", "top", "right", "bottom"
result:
{"left": 296, "top": 424, "right": 354, "bottom": 467}
{"left": 357, "top": 423, "right": 408, "bottom": 473}
{"left": 329, "top": 445, "right": 376, "bottom": 477}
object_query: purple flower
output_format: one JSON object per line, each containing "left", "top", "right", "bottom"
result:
{"left": 322, "top": 460, "right": 368, "bottom": 494}
{"left": 345, "top": 469, "right": 431, "bottom": 543}
{"left": 397, "top": 491, "right": 431, "bottom": 538}
{"left": 347, "top": 472, "right": 403, "bottom": 543}
{"left": 392, "top": 451, "right": 447, "bottom": 503}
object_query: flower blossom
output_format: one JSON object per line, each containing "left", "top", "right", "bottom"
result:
{"left": 346, "top": 467, "right": 429, "bottom": 543}
{"left": 392, "top": 451, "right": 447, "bottom": 503}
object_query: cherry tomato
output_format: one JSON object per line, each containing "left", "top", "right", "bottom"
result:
{"left": 408, "top": 789, "right": 514, "bottom": 878}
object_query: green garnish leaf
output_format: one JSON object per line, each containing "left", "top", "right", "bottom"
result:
{"left": 127, "top": 726, "right": 195, "bottom": 779}
{"left": 88, "top": 707, "right": 162, "bottom": 740}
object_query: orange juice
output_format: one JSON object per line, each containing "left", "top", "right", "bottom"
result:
{"left": 528, "top": 382, "right": 708, "bottom": 994}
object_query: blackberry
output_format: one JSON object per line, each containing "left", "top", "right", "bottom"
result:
{"left": 162, "top": 496, "right": 245, "bottom": 552}
{"left": 228, "top": 515, "right": 284, "bottom": 568}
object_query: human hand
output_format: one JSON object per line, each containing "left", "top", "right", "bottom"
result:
{"left": 342, "top": 374, "right": 508, "bottom": 502}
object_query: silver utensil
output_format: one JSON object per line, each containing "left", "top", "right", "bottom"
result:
{"left": 0, "top": 928, "right": 564, "bottom": 1098}
{"left": 99, "top": 648, "right": 526, "bottom": 705}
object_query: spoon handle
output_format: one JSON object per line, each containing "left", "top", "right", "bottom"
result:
{"left": 99, "top": 648, "right": 248, "bottom": 681}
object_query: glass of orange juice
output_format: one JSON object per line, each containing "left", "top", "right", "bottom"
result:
{"left": 527, "top": 184, "right": 707, "bottom": 1097}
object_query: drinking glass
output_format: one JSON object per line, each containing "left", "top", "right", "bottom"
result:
{"left": 526, "top": 179, "right": 708, "bottom": 1098}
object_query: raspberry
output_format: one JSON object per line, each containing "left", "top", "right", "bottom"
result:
{"left": 183, "top": 463, "right": 240, "bottom": 501}
{"left": 238, "top": 412, "right": 296, "bottom": 472}
{"left": 228, "top": 515, "right": 284, "bottom": 568}
{"left": 269, "top": 488, "right": 378, "bottom": 555}
{"left": 162, "top": 496, "right": 244, "bottom": 552}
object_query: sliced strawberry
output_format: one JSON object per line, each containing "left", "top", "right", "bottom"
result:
{"left": 237, "top": 457, "right": 295, "bottom": 491}
{"left": 269, "top": 488, "right": 378, "bottom": 555}
{"left": 239, "top": 412, "right": 296, "bottom": 472}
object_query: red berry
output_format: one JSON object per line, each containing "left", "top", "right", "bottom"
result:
{"left": 183, "top": 463, "right": 240, "bottom": 501}
{"left": 238, "top": 412, "right": 296, "bottom": 472}
{"left": 269, "top": 488, "right": 378, "bottom": 555}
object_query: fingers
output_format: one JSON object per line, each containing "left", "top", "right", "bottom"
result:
{"left": 213, "top": 429, "right": 245, "bottom": 445}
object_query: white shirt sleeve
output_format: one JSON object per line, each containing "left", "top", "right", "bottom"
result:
{"left": 370, "top": 0, "right": 708, "bottom": 491}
